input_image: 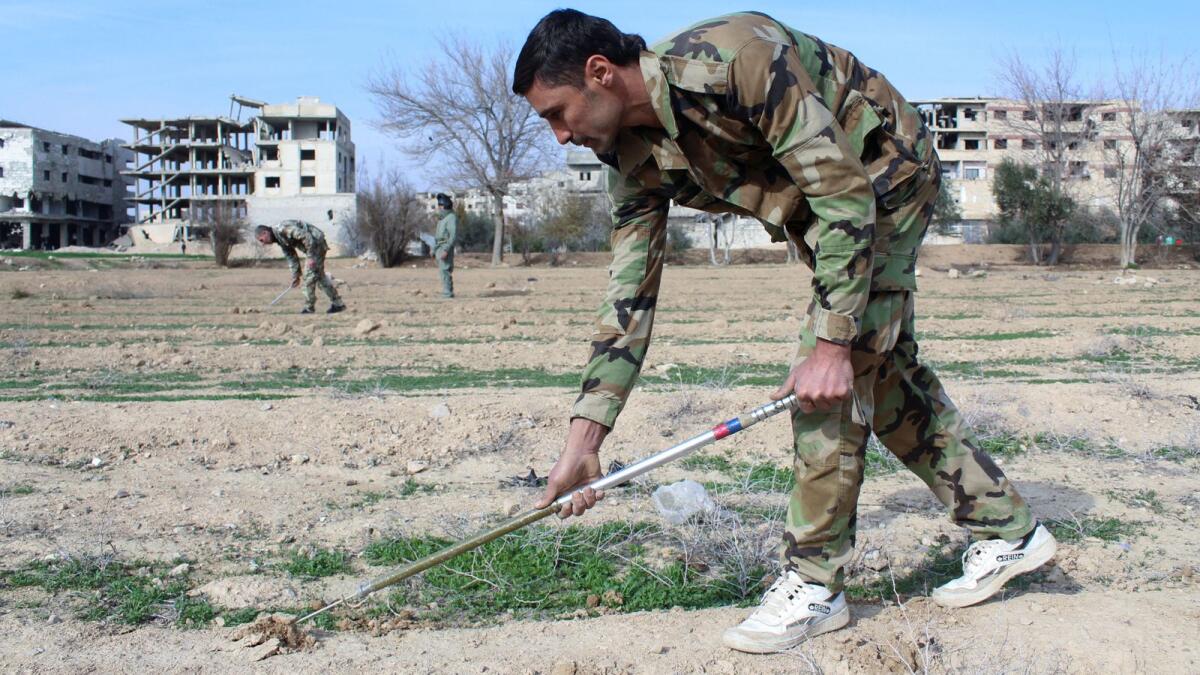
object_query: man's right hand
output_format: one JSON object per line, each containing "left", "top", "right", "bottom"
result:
{"left": 535, "top": 417, "right": 609, "bottom": 519}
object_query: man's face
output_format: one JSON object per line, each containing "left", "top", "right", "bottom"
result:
{"left": 255, "top": 230, "right": 273, "bottom": 246}
{"left": 526, "top": 67, "right": 625, "bottom": 154}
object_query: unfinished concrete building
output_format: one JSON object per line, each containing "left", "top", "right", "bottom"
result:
{"left": 122, "top": 96, "right": 356, "bottom": 251}
{"left": 913, "top": 97, "right": 1141, "bottom": 239}
{"left": 0, "top": 121, "right": 132, "bottom": 249}
{"left": 122, "top": 114, "right": 254, "bottom": 245}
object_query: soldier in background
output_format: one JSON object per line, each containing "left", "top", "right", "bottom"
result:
{"left": 515, "top": 9, "right": 1056, "bottom": 653}
{"left": 434, "top": 193, "right": 458, "bottom": 298}
{"left": 255, "top": 221, "right": 346, "bottom": 314}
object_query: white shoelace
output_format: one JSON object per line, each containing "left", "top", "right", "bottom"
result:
{"left": 755, "top": 573, "right": 813, "bottom": 620}
{"left": 962, "top": 539, "right": 1007, "bottom": 576}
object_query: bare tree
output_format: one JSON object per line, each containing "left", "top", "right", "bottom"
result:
{"left": 1104, "top": 53, "right": 1198, "bottom": 268}
{"left": 353, "top": 164, "right": 423, "bottom": 268}
{"left": 997, "top": 47, "right": 1093, "bottom": 264}
{"left": 196, "top": 202, "right": 244, "bottom": 267}
{"left": 367, "top": 36, "right": 550, "bottom": 266}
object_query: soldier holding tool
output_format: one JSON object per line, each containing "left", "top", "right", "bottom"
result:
{"left": 255, "top": 221, "right": 346, "bottom": 314}
{"left": 515, "top": 10, "right": 1055, "bottom": 652}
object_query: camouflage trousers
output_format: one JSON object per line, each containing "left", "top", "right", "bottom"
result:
{"left": 438, "top": 250, "right": 454, "bottom": 298}
{"left": 302, "top": 245, "right": 343, "bottom": 311}
{"left": 782, "top": 174, "right": 1033, "bottom": 592}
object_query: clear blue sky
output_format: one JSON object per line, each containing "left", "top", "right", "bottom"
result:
{"left": 3, "top": 0, "right": 1195, "bottom": 190}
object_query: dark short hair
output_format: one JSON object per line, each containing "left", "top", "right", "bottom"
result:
{"left": 512, "top": 9, "right": 646, "bottom": 95}
{"left": 254, "top": 225, "right": 273, "bottom": 239}
{"left": 436, "top": 193, "right": 453, "bottom": 209}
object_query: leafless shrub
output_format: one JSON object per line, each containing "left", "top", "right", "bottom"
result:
{"left": 669, "top": 505, "right": 783, "bottom": 599}
{"left": 197, "top": 202, "right": 246, "bottom": 267}
{"left": 9, "top": 287, "right": 31, "bottom": 300}
{"left": 353, "top": 164, "right": 424, "bottom": 268}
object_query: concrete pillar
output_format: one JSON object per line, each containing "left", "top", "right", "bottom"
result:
{"left": 21, "top": 222, "right": 32, "bottom": 249}
{"left": 59, "top": 223, "right": 70, "bottom": 248}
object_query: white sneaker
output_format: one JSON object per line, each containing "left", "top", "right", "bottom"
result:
{"left": 722, "top": 570, "right": 850, "bottom": 654}
{"left": 933, "top": 523, "right": 1057, "bottom": 608}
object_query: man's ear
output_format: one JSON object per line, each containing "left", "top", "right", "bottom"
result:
{"left": 583, "top": 55, "right": 615, "bottom": 88}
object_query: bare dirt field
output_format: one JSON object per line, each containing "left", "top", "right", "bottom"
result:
{"left": 1, "top": 248, "right": 1198, "bottom": 673}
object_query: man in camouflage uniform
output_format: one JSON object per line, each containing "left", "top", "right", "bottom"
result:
{"left": 515, "top": 10, "right": 1056, "bottom": 652}
{"left": 255, "top": 221, "right": 346, "bottom": 314}
{"left": 433, "top": 193, "right": 458, "bottom": 298}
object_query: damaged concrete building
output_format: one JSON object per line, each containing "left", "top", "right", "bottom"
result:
{"left": 122, "top": 95, "right": 356, "bottom": 252}
{"left": 0, "top": 121, "right": 132, "bottom": 249}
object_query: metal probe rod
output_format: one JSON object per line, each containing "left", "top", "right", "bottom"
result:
{"left": 297, "top": 394, "right": 799, "bottom": 625}
{"left": 269, "top": 286, "right": 292, "bottom": 306}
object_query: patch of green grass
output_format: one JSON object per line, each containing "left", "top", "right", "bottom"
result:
{"left": 865, "top": 442, "right": 904, "bottom": 476}
{"left": 685, "top": 454, "right": 792, "bottom": 493}
{"left": 1148, "top": 445, "right": 1198, "bottom": 462}
{"left": 924, "top": 329, "right": 1056, "bottom": 341}
{"left": 363, "top": 522, "right": 763, "bottom": 624}
{"left": 978, "top": 431, "right": 1027, "bottom": 458}
{"left": 175, "top": 596, "right": 217, "bottom": 628}
{"left": 0, "top": 483, "right": 36, "bottom": 497}
{"left": 680, "top": 454, "right": 735, "bottom": 473}
{"left": 281, "top": 548, "right": 353, "bottom": 578}
{"left": 398, "top": 479, "right": 436, "bottom": 498}
{"left": 1046, "top": 516, "right": 1143, "bottom": 543}
{"left": 0, "top": 554, "right": 191, "bottom": 625}
{"left": 220, "top": 607, "right": 263, "bottom": 627}
{"left": 1106, "top": 489, "right": 1167, "bottom": 515}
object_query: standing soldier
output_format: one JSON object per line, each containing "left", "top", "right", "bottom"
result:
{"left": 515, "top": 10, "right": 1056, "bottom": 653}
{"left": 434, "top": 193, "right": 458, "bottom": 298}
{"left": 255, "top": 220, "right": 346, "bottom": 314}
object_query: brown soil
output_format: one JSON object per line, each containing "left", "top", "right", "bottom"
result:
{"left": 1, "top": 251, "right": 1198, "bottom": 673}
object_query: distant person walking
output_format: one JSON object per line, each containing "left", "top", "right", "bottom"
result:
{"left": 255, "top": 220, "right": 346, "bottom": 314}
{"left": 434, "top": 193, "right": 458, "bottom": 298}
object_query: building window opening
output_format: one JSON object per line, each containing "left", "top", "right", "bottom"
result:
{"left": 964, "top": 139, "right": 980, "bottom": 150}
{"left": 1104, "top": 166, "right": 1117, "bottom": 178}
{"left": 62, "top": 172, "right": 68, "bottom": 182}
{"left": 265, "top": 176, "right": 281, "bottom": 188}
{"left": 43, "top": 141, "right": 51, "bottom": 151}
{"left": 62, "top": 144, "right": 70, "bottom": 154}
{"left": 300, "top": 149, "right": 316, "bottom": 161}
{"left": 300, "top": 176, "right": 316, "bottom": 188}
{"left": 262, "top": 146, "right": 278, "bottom": 161}
{"left": 936, "top": 133, "right": 958, "bottom": 150}
{"left": 994, "top": 139, "right": 1008, "bottom": 149}
{"left": 43, "top": 170, "right": 51, "bottom": 180}
{"left": 1022, "top": 110, "right": 1036, "bottom": 121}
{"left": 993, "top": 110, "right": 1007, "bottom": 120}
{"left": 963, "top": 108, "right": 978, "bottom": 121}
{"left": 1103, "top": 139, "right": 1117, "bottom": 150}
{"left": 1102, "top": 112, "right": 1117, "bottom": 122}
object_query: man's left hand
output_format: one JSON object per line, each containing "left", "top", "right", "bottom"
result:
{"left": 772, "top": 338, "right": 854, "bottom": 413}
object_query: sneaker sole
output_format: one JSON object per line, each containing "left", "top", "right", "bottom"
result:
{"left": 933, "top": 534, "right": 1058, "bottom": 609}
{"left": 722, "top": 605, "right": 850, "bottom": 654}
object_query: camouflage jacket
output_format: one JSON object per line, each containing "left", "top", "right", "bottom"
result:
{"left": 272, "top": 220, "right": 328, "bottom": 277}
{"left": 574, "top": 11, "right": 936, "bottom": 428}
{"left": 435, "top": 212, "right": 458, "bottom": 254}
